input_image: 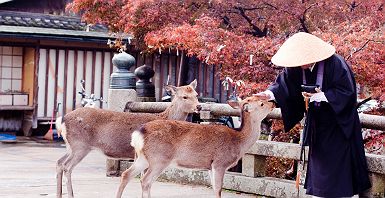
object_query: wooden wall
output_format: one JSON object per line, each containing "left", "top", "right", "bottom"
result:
{"left": 35, "top": 48, "right": 231, "bottom": 120}
{"left": 128, "top": 51, "right": 231, "bottom": 103}
{"left": 37, "top": 48, "right": 113, "bottom": 118}
{"left": 22, "top": 48, "right": 35, "bottom": 106}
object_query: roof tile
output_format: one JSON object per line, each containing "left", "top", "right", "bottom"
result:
{"left": 0, "top": 10, "right": 108, "bottom": 32}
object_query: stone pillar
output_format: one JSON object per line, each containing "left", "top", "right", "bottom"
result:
{"left": 108, "top": 51, "right": 137, "bottom": 111}
{"left": 368, "top": 173, "right": 385, "bottom": 198}
{"left": 297, "top": 161, "right": 308, "bottom": 185}
{"left": 242, "top": 154, "right": 266, "bottom": 177}
{"left": 107, "top": 89, "right": 137, "bottom": 112}
{"left": 106, "top": 65, "right": 156, "bottom": 176}
{"left": 22, "top": 110, "right": 34, "bottom": 136}
{"left": 135, "top": 65, "right": 156, "bottom": 102}
{"left": 106, "top": 51, "right": 137, "bottom": 177}
{"left": 199, "top": 105, "right": 222, "bottom": 125}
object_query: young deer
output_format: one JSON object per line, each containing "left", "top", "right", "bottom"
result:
{"left": 117, "top": 95, "right": 274, "bottom": 198}
{"left": 56, "top": 80, "right": 199, "bottom": 198}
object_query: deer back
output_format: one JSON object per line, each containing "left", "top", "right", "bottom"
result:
{"left": 63, "top": 108, "right": 160, "bottom": 158}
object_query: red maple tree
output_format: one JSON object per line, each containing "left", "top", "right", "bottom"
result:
{"left": 68, "top": 0, "right": 385, "bottom": 100}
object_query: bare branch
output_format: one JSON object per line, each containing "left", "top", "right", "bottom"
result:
{"left": 346, "top": 39, "right": 385, "bottom": 60}
{"left": 299, "top": 3, "right": 318, "bottom": 33}
{"left": 222, "top": 15, "right": 233, "bottom": 29}
{"left": 349, "top": 1, "right": 361, "bottom": 12}
{"left": 379, "top": 3, "right": 384, "bottom": 11}
{"left": 236, "top": 5, "right": 271, "bottom": 11}
{"left": 262, "top": 2, "right": 278, "bottom": 10}
{"left": 233, "top": 6, "right": 268, "bottom": 37}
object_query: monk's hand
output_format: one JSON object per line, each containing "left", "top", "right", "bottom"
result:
{"left": 310, "top": 88, "right": 328, "bottom": 103}
{"left": 302, "top": 87, "right": 322, "bottom": 98}
{"left": 302, "top": 92, "right": 314, "bottom": 98}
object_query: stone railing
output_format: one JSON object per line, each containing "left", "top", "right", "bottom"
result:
{"left": 108, "top": 101, "right": 385, "bottom": 198}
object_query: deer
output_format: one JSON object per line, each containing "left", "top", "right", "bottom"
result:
{"left": 55, "top": 80, "right": 199, "bottom": 198}
{"left": 117, "top": 95, "right": 274, "bottom": 198}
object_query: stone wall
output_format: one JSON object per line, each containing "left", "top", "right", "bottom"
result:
{"left": 117, "top": 140, "right": 385, "bottom": 198}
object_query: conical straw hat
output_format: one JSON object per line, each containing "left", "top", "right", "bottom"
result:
{"left": 271, "top": 32, "right": 335, "bottom": 67}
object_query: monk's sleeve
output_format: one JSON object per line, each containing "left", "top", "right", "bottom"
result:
{"left": 324, "top": 56, "right": 358, "bottom": 139}
{"left": 268, "top": 68, "right": 305, "bottom": 132}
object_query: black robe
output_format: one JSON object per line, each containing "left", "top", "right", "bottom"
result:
{"left": 268, "top": 54, "right": 371, "bottom": 197}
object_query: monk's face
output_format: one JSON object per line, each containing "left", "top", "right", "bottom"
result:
{"left": 301, "top": 63, "right": 314, "bottom": 69}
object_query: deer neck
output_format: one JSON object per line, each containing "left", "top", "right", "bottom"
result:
{"left": 239, "top": 111, "right": 262, "bottom": 152}
{"left": 158, "top": 103, "right": 189, "bottom": 121}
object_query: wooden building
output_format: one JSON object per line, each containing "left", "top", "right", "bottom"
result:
{"left": 0, "top": 0, "right": 228, "bottom": 136}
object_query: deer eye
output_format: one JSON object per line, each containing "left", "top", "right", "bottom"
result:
{"left": 260, "top": 102, "right": 264, "bottom": 106}
{"left": 183, "top": 96, "right": 188, "bottom": 99}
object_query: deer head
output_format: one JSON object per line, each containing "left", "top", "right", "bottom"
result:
{"left": 228, "top": 95, "right": 274, "bottom": 120}
{"left": 164, "top": 79, "right": 199, "bottom": 114}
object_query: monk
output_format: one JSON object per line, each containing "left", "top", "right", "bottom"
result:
{"left": 256, "top": 32, "right": 371, "bottom": 197}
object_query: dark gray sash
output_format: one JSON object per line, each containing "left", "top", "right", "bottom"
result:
{"left": 302, "top": 61, "right": 325, "bottom": 89}
{"left": 300, "top": 61, "right": 325, "bottom": 166}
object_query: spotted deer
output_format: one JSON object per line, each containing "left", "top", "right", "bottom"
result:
{"left": 117, "top": 95, "right": 274, "bottom": 198}
{"left": 56, "top": 80, "right": 199, "bottom": 198}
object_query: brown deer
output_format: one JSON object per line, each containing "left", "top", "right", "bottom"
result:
{"left": 117, "top": 95, "right": 274, "bottom": 198}
{"left": 56, "top": 80, "right": 199, "bottom": 198}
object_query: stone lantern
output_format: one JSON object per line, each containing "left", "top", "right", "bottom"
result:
{"left": 110, "top": 51, "right": 136, "bottom": 89}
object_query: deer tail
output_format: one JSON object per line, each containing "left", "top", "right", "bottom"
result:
{"left": 55, "top": 116, "right": 67, "bottom": 141}
{"left": 131, "top": 129, "right": 145, "bottom": 154}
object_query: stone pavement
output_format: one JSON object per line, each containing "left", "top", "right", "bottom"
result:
{"left": 0, "top": 138, "right": 257, "bottom": 198}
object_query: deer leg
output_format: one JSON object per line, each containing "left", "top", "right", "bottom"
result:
{"left": 208, "top": 170, "right": 214, "bottom": 187}
{"left": 211, "top": 166, "right": 226, "bottom": 198}
{"left": 63, "top": 149, "right": 90, "bottom": 198}
{"left": 140, "top": 163, "right": 168, "bottom": 198}
{"left": 56, "top": 153, "right": 69, "bottom": 198}
{"left": 116, "top": 153, "right": 148, "bottom": 198}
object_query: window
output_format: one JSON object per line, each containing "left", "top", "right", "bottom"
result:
{"left": 0, "top": 46, "right": 23, "bottom": 93}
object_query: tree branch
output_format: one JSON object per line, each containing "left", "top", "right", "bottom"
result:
{"left": 346, "top": 39, "right": 385, "bottom": 60}
{"left": 299, "top": 3, "right": 318, "bottom": 33}
{"left": 233, "top": 6, "right": 267, "bottom": 37}
{"left": 348, "top": 1, "right": 361, "bottom": 12}
{"left": 238, "top": 5, "right": 271, "bottom": 11}
{"left": 379, "top": 3, "right": 384, "bottom": 11}
{"left": 262, "top": 2, "right": 278, "bottom": 10}
{"left": 222, "top": 15, "right": 233, "bottom": 29}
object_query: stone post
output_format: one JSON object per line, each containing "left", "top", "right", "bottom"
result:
{"left": 135, "top": 65, "right": 156, "bottom": 102}
{"left": 108, "top": 65, "right": 157, "bottom": 175}
{"left": 106, "top": 51, "right": 137, "bottom": 177}
{"left": 297, "top": 160, "right": 308, "bottom": 185}
{"left": 369, "top": 173, "right": 385, "bottom": 198}
{"left": 199, "top": 104, "right": 221, "bottom": 125}
{"left": 242, "top": 154, "right": 266, "bottom": 177}
{"left": 22, "top": 110, "right": 34, "bottom": 136}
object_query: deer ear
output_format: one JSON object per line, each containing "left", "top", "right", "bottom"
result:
{"left": 164, "top": 85, "right": 177, "bottom": 95}
{"left": 189, "top": 79, "right": 197, "bottom": 90}
{"left": 227, "top": 100, "right": 240, "bottom": 109}
{"left": 243, "top": 103, "right": 251, "bottom": 112}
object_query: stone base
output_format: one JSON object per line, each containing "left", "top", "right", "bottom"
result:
{"left": 106, "top": 159, "right": 120, "bottom": 177}
{"left": 106, "top": 158, "right": 134, "bottom": 177}
{"left": 158, "top": 168, "right": 310, "bottom": 198}
{"left": 116, "top": 160, "right": 310, "bottom": 198}
{"left": 108, "top": 89, "right": 137, "bottom": 112}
